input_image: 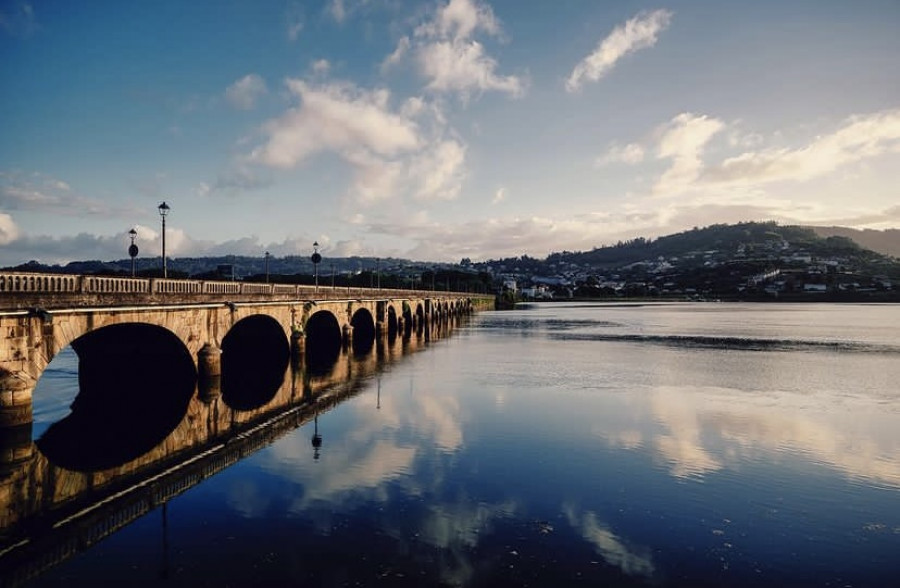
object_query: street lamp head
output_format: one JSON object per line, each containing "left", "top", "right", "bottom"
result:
{"left": 127, "top": 227, "right": 139, "bottom": 272}
{"left": 158, "top": 201, "right": 170, "bottom": 217}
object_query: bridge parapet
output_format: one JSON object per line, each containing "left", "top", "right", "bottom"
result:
{"left": 0, "top": 271, "right": 488, "bottom": 311}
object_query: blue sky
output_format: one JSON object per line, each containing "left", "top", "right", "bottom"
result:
{"left": 1, "top": 0, "right": 898, "bottom": 266}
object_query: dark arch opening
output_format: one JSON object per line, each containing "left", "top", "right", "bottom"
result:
{"left": 402, "top": 305, "right": 413, "bottom": 339}
{"left": 221, "top": 314, "right": 290, "bottom": 411}
{"left": 403, "top": 300, "right": 412, "bottom": 339}
{"left": 36, "top": 323, "right": 196, "bottom": 472}
{"left": 415, "top": 304, "right": 425, "bottom": 336}
{"left": 305, "top": 311, "right": 342, "bottom": 375}
{"left": 386, "top": 306, "right": 398, "bottom": 340}
{"left": 350, "top": 308, "right": 376, "bottom": 356}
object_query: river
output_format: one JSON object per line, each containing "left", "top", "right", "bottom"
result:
{"left": 14, "top": 302, "right": 900, "bottom": 586}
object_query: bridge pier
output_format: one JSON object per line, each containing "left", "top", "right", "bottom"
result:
{"left": 197, "top": 343, "right": 222, "bottom": 403}
{"left": 0, "top": 419, "right": 33, "bottom": 476}
{"left": 290, "top": 329, "right": 305, "bottom": 365}
{"left": 0, "top": 376, "right": 34, "bottom": 429}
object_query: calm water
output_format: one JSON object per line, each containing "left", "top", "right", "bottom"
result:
{"left": 15, "top": 303, "right": 900, "bottom": 586}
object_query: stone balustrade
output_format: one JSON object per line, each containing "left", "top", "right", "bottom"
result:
{"left": 0, "top": 271, "right": 484, "bottom": 311}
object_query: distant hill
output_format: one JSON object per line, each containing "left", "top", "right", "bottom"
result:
{"left": 542, "top": 221, "right": 881, "bottom": 269}
{"left": 808, "top": 226, "right": 900, "bottom": 258}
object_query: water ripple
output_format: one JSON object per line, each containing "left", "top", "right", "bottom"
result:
{"left": 551, "top": 332, "right": 900, "bottom": 354}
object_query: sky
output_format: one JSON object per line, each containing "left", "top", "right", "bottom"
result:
{"left": 1, "top": 0, "right": 899, "bottom": 266}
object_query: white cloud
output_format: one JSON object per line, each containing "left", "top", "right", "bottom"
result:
{"left": 343, "top": 150, "right": 405, "bottom": 204}
{"left": 387, "top": 0, "right": 524, "bottom": 101}
{"left": 417, "top": 40, "right": 524, "bottom": 99}
{"left": 225, "top": 74, "right": 268, "bottom": 110}
{"left": 566, "top": 9, "right": 673, "bottom": 92}
{"left": 420, "top": 0, "right": 499, "bottom": 40}
{"left": 249, "top": 78, "right": 467, "bottom": 207}
{"left": 703, "top": 109, "right": 900, "bottom": 187}
{"left": 410, "top": 139, "right": 466, "bottom": 200}
{"left": 400, "top": 95, "right": 426, "bottom": 118}
{"left": 0, "top": 213, "right": 20, "bottom": 245}
{"left": 381, "top": 36, "right": 410, "bottom": 72}
{"left": 492, "top": 187, "right": 506, "bottom": 204}
{"left": 368, "top": 214, "right": 628, "bottom": 262}
{"left": 596, "top": 142, "right": 645, "bottom": 166}
{"left": 250, "top": 79, "right": 421, "bottom": 169}
{"left": 632, "top": 107, "right": 900, "bottom": 205}
{"left": 563, "top": 505, "right": 656, "bottom": 577}
{"left": 0, "top": 224, "right": 178, "bottom": 266}
{"left": 653, "top": 112, "right": 725, "bottom": 195}
{"left": 817, "top": 205, "right": 900, "bottom": 229}
{"left": 0, "top": 171, "right": 139, "bottom": 217}
{"left": 651, "top": 388, "right": 723, "bottom": 478}
{"left": 647, "top": 385, "right": 900, "bottom": 488}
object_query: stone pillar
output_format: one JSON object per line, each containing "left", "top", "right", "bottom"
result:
{"left": 376, "top": 320, "right": 385, "bottom": 337}
{"left": 0, "top": 374, "right": 33, "bottom": 429}
{"left": 290, "top": 329, "right": 305, "bottom": 366}
{"left": 0, "top": 419, "right": 33, "bottom": 477}
{"left": 197, "top": 343, "right": 222, "bottom": 403}
{"left": 342, "top": 324, "right": 353, "bottom": 348}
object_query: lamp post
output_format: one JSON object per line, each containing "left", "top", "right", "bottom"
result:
{"left": 264, "top": 251, "right": 270, "bottom": 283}
{"left": 128, "top": 228, "right": 139, "bottom": 277}
{"left": 158, "top": 202, "right": 170, "bottom": 278}
{"left": 311, "top": 241, "right": 322, "bottom": 293}
{"left": 376, "top": 257, "right": 380, "bottom": 290}
{"left": 311, "top": 413, "right": 322, "bottom": 461}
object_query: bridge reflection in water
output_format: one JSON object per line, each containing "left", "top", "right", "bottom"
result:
{"left": 0, "top": 313, "right": 465, "bottom": 586}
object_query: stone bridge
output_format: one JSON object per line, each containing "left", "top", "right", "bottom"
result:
{"left": 0, "top": 309, "right": 467, "bottom": 585}
{"left": 0, "top": 271, "right": 495, "bottom": 431}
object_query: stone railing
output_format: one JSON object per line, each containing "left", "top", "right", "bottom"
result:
{"left": 0, "top": 271, "right": 489, "bottom": 311}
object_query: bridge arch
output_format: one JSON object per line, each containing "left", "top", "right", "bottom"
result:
{"left": 35, "top": 322, "right": 196, "bottom": 471}
{"left": 415, "top": 303, "right": 425, "bottom": 334}
{"left": 402, "top": 302, "right": 413, "bottom": 338}
{"left": 305, "top": 310, "right": 342, "bottom": 373}
{"left": 350, "top": 307, "right": 376, "bottom": 355}
{"left": 221, "top": 314, "right": 290, "bottom": 411}
{"left": 386, "top": 306, "right": 398, "bottom": 339}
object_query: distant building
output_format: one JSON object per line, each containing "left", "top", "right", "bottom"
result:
{"left": 521, "top": 285, "right": 553, "bottom": 299}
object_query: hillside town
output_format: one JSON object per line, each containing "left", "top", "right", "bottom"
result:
{"left": 467, "top": 224, "right": 899, "bottom": 302}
